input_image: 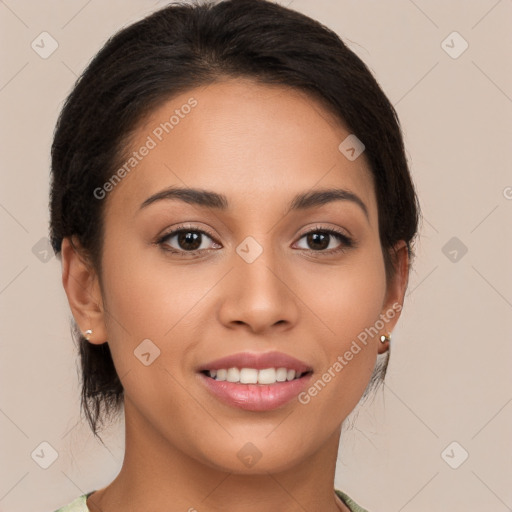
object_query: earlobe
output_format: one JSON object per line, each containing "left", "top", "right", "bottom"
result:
{"left": 378, "top": 240, "right": 410, "bottom": 354}
{"left": 61, "top": 237, "right": 108, "bottom": 345}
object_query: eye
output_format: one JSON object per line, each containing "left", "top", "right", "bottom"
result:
{"left": 294, "top": 226, "right": 354, "bottom": 254}
{"left": 155, "top": 224, "right": 355, "bottom": 257}
{"left": 156, "top": 225, "right": 221, "bottom": 256}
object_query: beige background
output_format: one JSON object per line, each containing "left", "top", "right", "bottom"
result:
{"left": 1, "top": 1, "right": 511, "bottom": 511}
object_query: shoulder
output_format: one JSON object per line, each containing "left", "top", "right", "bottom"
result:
{"left": 51, "top": 491, "right": 95, "bottom": 512}
{"left": 335, "top": 489, "right": 370, "bottom": 512}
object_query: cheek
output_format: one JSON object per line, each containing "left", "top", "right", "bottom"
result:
{"left": 295, "top": 246, "right": 387, "bottom": 412}
{"left": 97, "top": 245, "right": 205, "bottom": 417}
{"left": 302, "top": 244, "right": 387, "bottom": 342}
{"left": 98, "top": 239, "right": 217, "bottom": 367}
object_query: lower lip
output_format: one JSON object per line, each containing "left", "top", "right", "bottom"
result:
{"left": 198, "top": 372, "right": 313, "bottom": 411}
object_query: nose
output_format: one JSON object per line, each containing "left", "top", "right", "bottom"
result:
{"left": 217, "top": 241, "right": 300, "bottom": 335}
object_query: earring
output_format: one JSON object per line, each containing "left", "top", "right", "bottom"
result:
{"left": 380, "top": 333, "right": 391, "bottom": 343}
{"left": 84, "top": 329, "right": 93, "bottom": 341}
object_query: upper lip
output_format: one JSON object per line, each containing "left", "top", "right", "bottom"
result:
{"left": 198, "top": 351, "right": 313, "bottom": 373}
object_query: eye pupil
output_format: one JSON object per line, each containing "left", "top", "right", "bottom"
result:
{"left": 308, "top": 232, "right": 329, "bottom": 250}
{"left": 178, "top": 231, "right": 201, "bottom": 251}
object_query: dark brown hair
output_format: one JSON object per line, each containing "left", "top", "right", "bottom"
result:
{"left": 50, "top": 0, "right": 420, "bottom": 439}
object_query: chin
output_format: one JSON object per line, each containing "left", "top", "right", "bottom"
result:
{"left": 194, "top": 436, "right": 310, "bottom": 475}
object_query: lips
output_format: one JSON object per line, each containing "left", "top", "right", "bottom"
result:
{"left": 198, "top": 350, "right": 313, "bottom": 374}
{"left": 199, "top": 373, "right": 313, "bottom": 411}
{"left": 197, "top": 351, "right": 314, "bottom": 411}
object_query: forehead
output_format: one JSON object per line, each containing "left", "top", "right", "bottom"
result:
{"left": 105, "top": 78, "right": 377, "bottom": 221}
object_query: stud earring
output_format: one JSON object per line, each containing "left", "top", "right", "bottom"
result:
{"left": 84, "top": 329, "right": 93, "bottom": 341}
{"left": 380, "top": 333, "right": 391, "bottom": 343}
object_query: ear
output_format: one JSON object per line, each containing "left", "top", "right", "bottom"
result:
{"left": 378, "top": 240, "right": 410, "bottom": 354}
{"left": 60, "top": 236, "right": 108, "bottom": 345}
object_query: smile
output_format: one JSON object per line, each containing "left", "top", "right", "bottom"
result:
{"left": 203, "top": 367, "right": 310, "bottom": 384}
{"left": 199, "top": 369, "right": 313, "bottom": 411}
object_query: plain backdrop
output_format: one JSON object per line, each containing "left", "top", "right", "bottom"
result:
{"left": 0, "top": 1, "right": 511, "bottom": 511}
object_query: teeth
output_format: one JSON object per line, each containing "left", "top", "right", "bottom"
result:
{"left": 276, "top": 368, "right": 287, "bottom": 382}
{"left": 207, "top": 367, "right": 303, "bottom": 384}
{"left": 258, "top": 368, "right": 277, "bottom": 385}
{"left": 240, "top": 368, "right": 258, "bottom": 384}
{"left": 227, "top": 367, "right": 240, "bottom": 382}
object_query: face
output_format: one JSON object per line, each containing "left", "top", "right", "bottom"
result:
{"left": 68, "top": 78, "right": 406, "bottom": 474}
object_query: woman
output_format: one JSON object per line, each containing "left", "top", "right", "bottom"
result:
{"left": 50, "top": 0, "right": 419, "bottom": 510}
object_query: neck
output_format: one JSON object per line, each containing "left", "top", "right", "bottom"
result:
{"left": 87, "top": 399, "right": 348, "bottom": 512}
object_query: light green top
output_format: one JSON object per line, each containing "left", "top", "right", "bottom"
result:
{"left": 335, "top": 489, "right": 369, "bottom": 512}
{"left": 53, "top": 489, "right": 369, "bottom": 512}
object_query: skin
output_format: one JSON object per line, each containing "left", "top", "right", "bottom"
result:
{"left": 61, "top": 78, "right": 409, "bottom": 512}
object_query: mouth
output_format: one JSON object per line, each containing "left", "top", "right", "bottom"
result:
{"left": 200, "top": 367, "right": 313, "bottom": 385}
{"left": 198, "top": 369, "right": 313, "bottom": 411}
{"left": 197, "top": 351, "right": 314, "bottom": 411}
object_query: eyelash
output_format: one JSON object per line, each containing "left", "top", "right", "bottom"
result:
{"left": 155, "top": 224, "right": 355, "bottom": 257}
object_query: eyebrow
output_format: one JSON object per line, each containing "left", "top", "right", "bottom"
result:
{"left": 139, "top": 186, "right": 369, "bottom": 221}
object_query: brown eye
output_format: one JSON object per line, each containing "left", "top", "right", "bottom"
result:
{"left": 173, "top": 230, "right": 203, "bottom": 251}
{"left": 157, "top": 226, "right": 221, "bottom": 256}
{"left": 295, "top": 227, "right": 354, "bottom": 254}
{"left": 305, "top": 232, "right": 330, "bottom": 251}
